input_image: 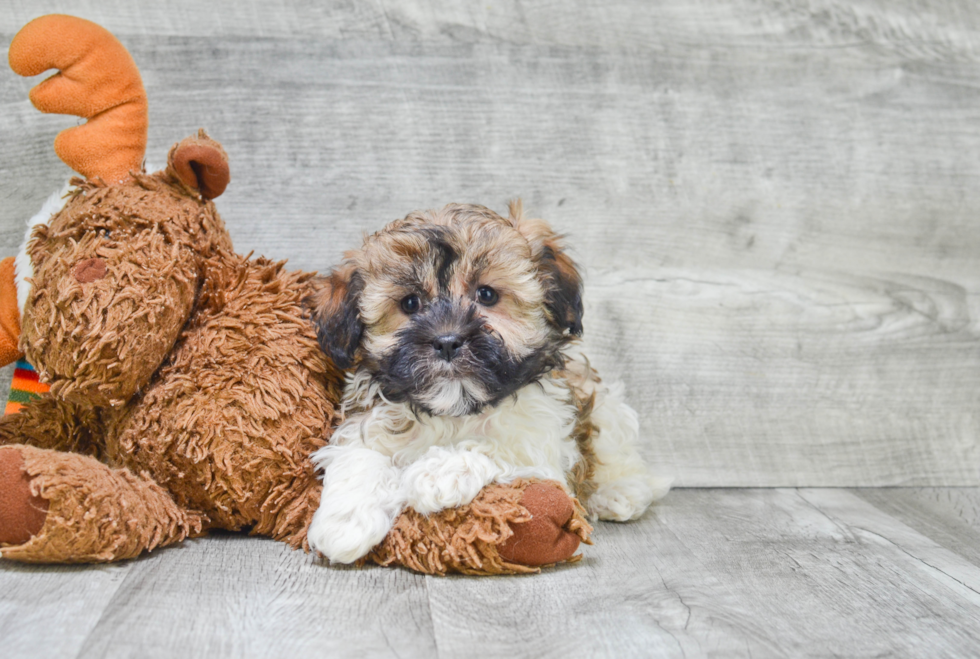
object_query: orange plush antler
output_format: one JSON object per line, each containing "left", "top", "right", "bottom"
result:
{"left": 8, "top": 14, "right": 147, "bottom": 184}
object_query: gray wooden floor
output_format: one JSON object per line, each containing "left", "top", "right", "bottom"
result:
{"left": 2, "top": 487, "right": 979, "bottom": 658}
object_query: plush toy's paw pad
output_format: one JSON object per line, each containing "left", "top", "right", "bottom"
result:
{"left": 498, "top": 482, "right": 581, "bottom": 567}
{"left": 0, "top": 448, "right": 48, "bottom": 546}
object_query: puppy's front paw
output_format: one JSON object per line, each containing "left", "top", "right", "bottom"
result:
{"left": 589, "top": 473, "right": 672, "bottom": 521}
{"left": 307, "top": 445, "right": 405, "bottom": 564}
{"left": 403, "top": 447, "right": 502, "bottom": 515}
{"left": 308, "top": 504, "right": 394, "bottom": 564}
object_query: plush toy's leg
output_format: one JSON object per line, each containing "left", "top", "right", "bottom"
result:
{"left": 366, "top": 480, "right": 592, "bottom": 576}
{"left": 264, "top": 476, "right": 322, "bottom": 552}
{"left": 0, "top": 445, "right": 204, "bottom": 563}
{"left": 0, "top": 395, "right": 101, "bottom": 454}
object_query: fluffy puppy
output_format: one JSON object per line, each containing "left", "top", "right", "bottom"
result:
{"left": 306, "top": 202, "right": 669, "bottom": 564}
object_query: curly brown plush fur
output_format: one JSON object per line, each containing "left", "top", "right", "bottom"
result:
{"left": 3, "top": 445, "right": 203, "bottom": 563}
{"left": 0, "top": 137, "right": 344, "bottom": 563}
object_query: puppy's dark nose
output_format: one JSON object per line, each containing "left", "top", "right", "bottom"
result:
{"left": 432, "top": 334, "right": 464, "bottom": 362}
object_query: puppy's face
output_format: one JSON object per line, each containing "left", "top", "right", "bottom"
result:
{"left": 310, "top": 203, "right": 583, "bottom": 417}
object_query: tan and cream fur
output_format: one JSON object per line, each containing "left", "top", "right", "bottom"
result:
{"left": 306, "top": 202, "right": 670, "bottom": 566}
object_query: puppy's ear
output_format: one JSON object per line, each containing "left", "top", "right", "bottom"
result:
{"left": 508, "top": 200, "right": 584, "bottom": 337}
{"left": 306, "top": 262, "right": 364, "bottom": 370}
{"left": 538, "top": 242, "right": 584, "bottom": 336}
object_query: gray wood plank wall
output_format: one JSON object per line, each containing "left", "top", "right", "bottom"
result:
{"left": 1, "top": 1, "right": 978, "bottom": 486}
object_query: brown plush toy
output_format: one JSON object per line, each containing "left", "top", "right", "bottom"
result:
{"left": 0, "top": 15, "right": 590, "bottom": 573}
{"left": 0, "top": 14, "right": 343, "bottom": 562}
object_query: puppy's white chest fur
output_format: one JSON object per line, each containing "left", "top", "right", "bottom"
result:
{"left": 335, "top": 372, "right": 581, "bottom": 484}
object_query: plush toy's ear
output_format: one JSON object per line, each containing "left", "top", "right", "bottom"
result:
{"left": 8, "top": 14, "right": 148, "bottom": 184}
{"left": 306, "top": 263, "right": 365, "bottom": 370}
{"left": 508, "top": 200, "right": 584, "bottom": 337}
{"left": 168, "top": 130, "right": 231, "bottom": 200}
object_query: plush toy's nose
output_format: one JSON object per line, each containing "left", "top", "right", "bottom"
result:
{"left": 0, "top": 257, "right": 23, "bottom": 368}
{"left": 73, "top": 258, "right": 107, "bottom": 283}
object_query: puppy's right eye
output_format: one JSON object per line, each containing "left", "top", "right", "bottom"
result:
{"left": 400, "top": 294, "right": 421, "bottom": 314}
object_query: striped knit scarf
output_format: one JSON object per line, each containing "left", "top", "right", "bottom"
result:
{"left": 6, "top": 359, "right": 49, "bottom": 415}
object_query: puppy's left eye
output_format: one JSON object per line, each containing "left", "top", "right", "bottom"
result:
{"left": 401, "top": 294, "right": 421, "bottom": 314}
{"left": 476, "top": 286, "right": 499, "bottom": 306}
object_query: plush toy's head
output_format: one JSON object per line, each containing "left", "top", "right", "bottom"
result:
{"left": 2, "top": 15, "right": 234, "bottom": 407}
